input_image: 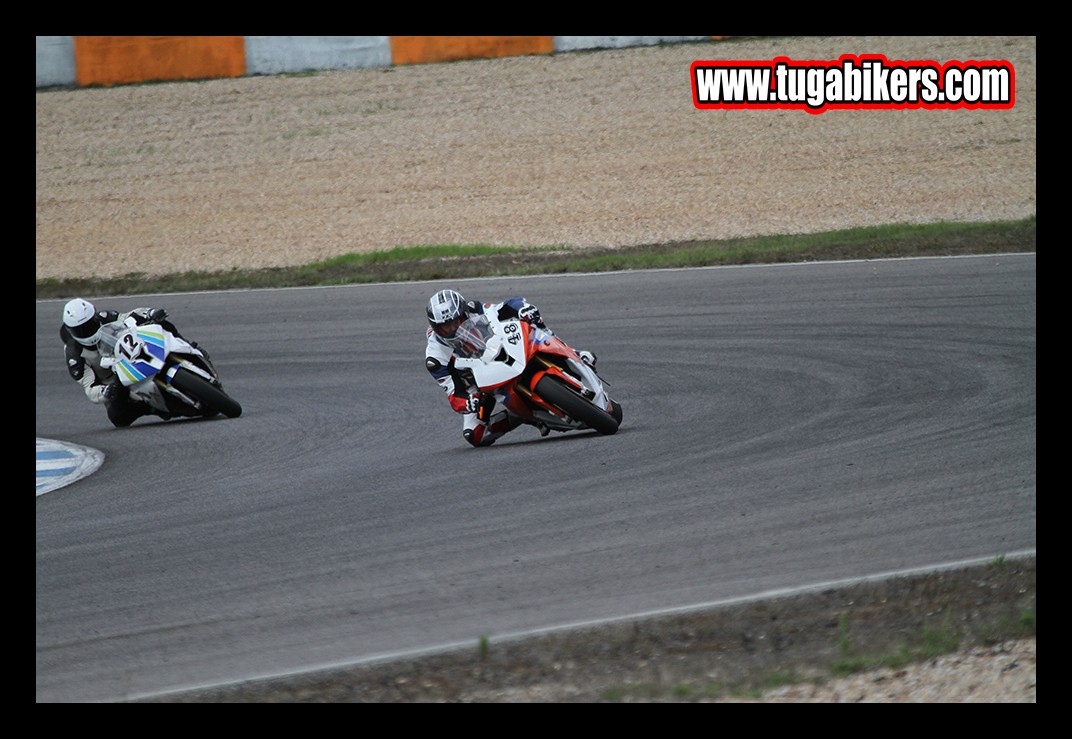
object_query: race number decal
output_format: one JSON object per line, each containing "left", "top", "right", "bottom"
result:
{"left": 504, "top": 322, "right": 521, "bottom": 345}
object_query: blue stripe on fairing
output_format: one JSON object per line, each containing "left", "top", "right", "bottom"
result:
{"left": 140, "top": 330, "right": 167, "bottom": 360}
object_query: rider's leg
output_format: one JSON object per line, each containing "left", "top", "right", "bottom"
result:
{"left": 462, "top": 412, "right": 482, "bottom": 446}
{"left": 105, "top": 386, "right": 153, "bottom": 428}
{"left": 462, "top": 409, "right": 522, "bottom": 447}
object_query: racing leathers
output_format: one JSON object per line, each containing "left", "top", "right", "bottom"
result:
{"left": 60, "top": 307, "right": 177, "bottom": 427}
{"left": 425, "top": 297, "right": 548, "bottom": 447}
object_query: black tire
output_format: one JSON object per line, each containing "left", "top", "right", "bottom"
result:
{"left": 534, "top": 375, "right": 619, "bottom": 435}
{"left": 609, "top": 399, "right": 623, "bottom": 425}
{"left": 170, "top": 367, "right": 242, "bottom": 418}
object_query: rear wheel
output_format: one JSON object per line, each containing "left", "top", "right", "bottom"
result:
{"left": 534, "top": 375, "right": 619, "bottom": 435}
{"left": 170, "top": 368, "right": 242, "bottom": 418}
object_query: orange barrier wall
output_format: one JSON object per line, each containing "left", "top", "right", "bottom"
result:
{"left": 390, "top": 36, "right": 555, "bottom": 66}
{"left": 54, "top": 36, "right": 734, "bottom": 88}
{"left": 73, "top": 36, "right": 245, "bottom": 87}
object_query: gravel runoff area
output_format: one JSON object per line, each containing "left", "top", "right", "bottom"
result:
{"left": 36, "top": 36, "right": 1035, "bottom": 282}
{"left": 37, "top": 36, "right": 1035, "bottom": 702}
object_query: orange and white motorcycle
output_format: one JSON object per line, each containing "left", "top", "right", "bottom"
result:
{"left": 451, "top": 311, "right": 622, "bottom": 436}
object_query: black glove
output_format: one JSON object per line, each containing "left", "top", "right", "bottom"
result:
{"left": 476, "top": 393, "right": 496, "bottom": 422}
{"left": 518, "top": 304, "right": 545, "bottom": 328}
{"left": 64, "top": 340, "right": 85, "bottom": 381}
{"left": 101, "top": 382, "right": 119, "bottom": 401}
{"left": 464, "top": 394, "right": 483, "bottom": 414}
{"left": 148, "top": 308, "right": 169, "bottom": 323}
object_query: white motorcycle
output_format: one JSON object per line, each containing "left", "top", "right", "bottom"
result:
{"left": 98, "top": 317, "right": 242, "bottom": 420}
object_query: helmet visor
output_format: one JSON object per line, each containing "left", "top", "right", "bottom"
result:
{"left": 431, "top": 314, "right": 467, "bottom": 340}
{"left": 68, "top": 316, "right": 101, "bottom": 342}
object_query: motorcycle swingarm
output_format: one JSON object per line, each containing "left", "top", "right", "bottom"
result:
{"left": 153, "top": 361, "right": 218, "bottom": 410}
{"left": 153, "top": 375, "right": 202, "bottom": 410}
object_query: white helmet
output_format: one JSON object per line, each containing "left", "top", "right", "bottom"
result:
{"left": 62, "top": 298, "right": 103, "bottom": 346}
{"left": 426, "top": 289, "right": 469, "bottom": 340}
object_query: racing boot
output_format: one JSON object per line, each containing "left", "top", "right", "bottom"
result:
{"left": 464, "top": 410, "right": 523, "bottom": 447}
{"left": 578, "top": 350, "right": 597, "bottom": 369}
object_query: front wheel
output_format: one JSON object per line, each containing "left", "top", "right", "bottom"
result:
{"left": 608, "top": 398, "right": 623, "bottom": 425}
{"left": 534, "top": 375, "right": 619, "bottom": 435}
{"left": 170, "top": 367, "right": 242, "bottom": 418}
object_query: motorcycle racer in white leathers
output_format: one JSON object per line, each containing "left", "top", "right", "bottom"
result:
{"left": 59, "top": 297, "right": 188, "bottom": 427}
{"left": 424, "top": 288, "right": 596, "bottom": 447}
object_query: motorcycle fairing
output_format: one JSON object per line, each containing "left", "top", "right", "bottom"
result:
{"left": 454, "top": 314, "right": 613, "bottom": 429}
{"left": 112, "top": 325, "right": 168, "bottom": 384}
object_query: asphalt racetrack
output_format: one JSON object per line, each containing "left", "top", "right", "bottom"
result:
{"left": 35, "top": 254, "right": 1037, "bottom": 702}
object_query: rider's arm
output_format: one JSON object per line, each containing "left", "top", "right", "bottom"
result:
{"left": 80, "top": 372, "right": 111, "bottom": 404}
{"left": 61, "top": 326, "right": 112, "bottom": 403}
{"left": 123, "top": 307, "right": 189, "bottom": 344}
{"left": 425, "top": 330, "right": 476, "bottom": 414}
{"left": 65, "top": 345, "right": 111, "bottom": 403}
{"left": 125, "top": 307, "right": 167, "bottom": 325}
{"left": 498, "top": 297, "right": 549, "bottom": 331}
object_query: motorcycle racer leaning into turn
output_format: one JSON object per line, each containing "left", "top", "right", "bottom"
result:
{"left": 425, "top": 288, "right": 597, "bottom": 447}
{"left": 59, "top": 297, "right": 195, "bottom": 428}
